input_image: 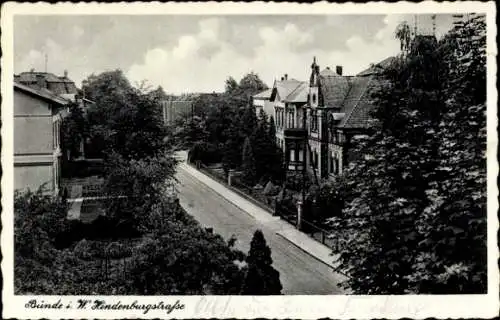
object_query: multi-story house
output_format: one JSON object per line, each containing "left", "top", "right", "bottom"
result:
{"left": 14, "top": 82, "right": 69, "bottom": 194}
{"left": 253, "top": 57, "right": 390, "bottom": 182}
{"left": 15, "top": 70, "right": 79, "bottom": 96}
{"left": 252, "top": 88, "right": 273, "bottom": 117}
{"left": 267, "top": 75, "right": 308, "bottom": 153}
{"left": 13, "top": 70, "right": 90, "bottom": 193}
{"left": 306, "top": 57, "right": 389, "bottom": 179}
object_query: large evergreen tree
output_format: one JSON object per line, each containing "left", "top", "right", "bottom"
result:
{"left": 241, "top": 137, "right": 257, "bottom": 185}
{"left": 241, "top": 230, "right": 282, "bottom": 295}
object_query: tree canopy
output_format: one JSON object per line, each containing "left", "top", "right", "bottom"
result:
{"left": 82, "top": 70, "right": 170, "bottom": 160}
{"left": 328, "top": 14, "right": 487, "bottom": 294}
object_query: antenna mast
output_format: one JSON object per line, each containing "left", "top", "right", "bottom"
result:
{"left": 44, "top": 53, "right": 48, "bottom": 73}
{"left": 431, "top": 14, "right": 436, "bottom": 37}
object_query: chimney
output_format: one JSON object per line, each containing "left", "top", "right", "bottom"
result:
{"left": 63, "top": 70, "right": 68, "bottom": 78}
{"left": 36, "top": 74, "right": 46, "bottom": 89}
{"left": 326, "top": 66, "right": 330, "bottom": 70}
{"left": 30, "top": 68, "right": 35, "bottom": 73}
{"left": 336, "top": 65, "right": 343, "bottom": 76}
{"left": 281, "top": 76, "right": 284, "bottom": 81}
{"left": 284, "top": 74, "right": 288, "bottom": 80}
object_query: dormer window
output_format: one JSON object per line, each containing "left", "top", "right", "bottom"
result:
{"left": 312, "top": 94, "right": 316, "bottom": 104}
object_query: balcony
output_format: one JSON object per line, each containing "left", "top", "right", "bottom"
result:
{"left": 284, "top": 128, "right": 307, "bottom": 140}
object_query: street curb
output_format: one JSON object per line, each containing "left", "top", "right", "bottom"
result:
{"left": 275, "top": 231, "right": 338, "bottom": 270}
{"left": 178, "top": 163, "right": 279, "bottom": 223}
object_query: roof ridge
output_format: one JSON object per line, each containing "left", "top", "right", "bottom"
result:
{"left": 342, "top": 76, "right": 373, "bottom": 127}
{"left": 285, "top": 82, "right": 306, "bottom": 100}
{"left": 14, "top": 82, "right": 69, "bottom": 105}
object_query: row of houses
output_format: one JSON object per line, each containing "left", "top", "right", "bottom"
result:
{"left": 13, "top": 70, "right": 89, "bottom": 194}
{"left": 253, "top": 56, "right": 392, "bottom": 181}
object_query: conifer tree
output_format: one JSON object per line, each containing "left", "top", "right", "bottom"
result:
{"left": 241, "top": 137, "right": 257, "bottom": 185}
{"left": 268, "top": 115, "right": 277, "bottom": 141}
{"left": 241, "top": 230, "right": 282, "bottom": 295}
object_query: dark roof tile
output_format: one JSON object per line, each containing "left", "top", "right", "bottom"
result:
{"left": 15, "top": 71, "right": 78, "bottom": 95}
{"left": 319, "top": 71, "right": 350, "bottom": 108}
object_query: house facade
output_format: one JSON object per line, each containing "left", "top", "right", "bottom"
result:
{"left": 14, "top": 82, "right": 69, "bottom": 194}
{"left": 305, "top": 57, "right": 387, "bottom": 179}
{"left": 268, "top": 75, "right": 308, "bottom": 154}
{"left": 252, "top": 88, "right": 273, "bottom": 117}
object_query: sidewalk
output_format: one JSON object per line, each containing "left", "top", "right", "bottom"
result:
{"left": 178, "top": 161, "right": 340, "bottom": 269}
{"left": 67, "top": 185, "right": 83, "bottom": 220}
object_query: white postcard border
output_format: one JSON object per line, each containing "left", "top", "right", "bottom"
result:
{"left": 1, "top": 1, "right": 498, "bottom": 319}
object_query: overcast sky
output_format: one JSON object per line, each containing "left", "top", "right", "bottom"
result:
{"left": 14, "top": 14, "right": 454, "bottom": 94}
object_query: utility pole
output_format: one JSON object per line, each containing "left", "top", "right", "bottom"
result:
{"left": 414, "top": 14, "right": 418, "bottom": 36}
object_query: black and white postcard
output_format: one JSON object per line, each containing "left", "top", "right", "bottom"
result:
{"left": 1, "top": 1, "right": 498, "bottom": 319}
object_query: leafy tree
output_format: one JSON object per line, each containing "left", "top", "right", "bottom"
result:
{"left": 395, "top": 21, "right": 412, "bottom": 53}
{"left": 241, "top": 230, "right": 282, "bottom": 295}
{"left": 330, "top": 16, "right": 487, "bottom": 294}
{"left": 82, "top": 70, "right": 170, "bottom": 161}
{"left": 409, "top": 13, "right": 487, "bottom": 293}
{"left": 129, "top": 217, "right": 246, "bottom": 295}
{"left": 241, "top": 137, "right": 257, "bottom": 185}
{"left": 238, "top": 72, "right": 268, "bottom": 100}
{"left": 61, "top": 101, "right": 87, "bottom": 160}
{"left": 103, "top": 151, "right": 178, "bottom": 230}
{"left": 191, "top": 93, "right": 222, "bottom": 118}
{"left": 174, "top": 114, "right": 208, "bottom": 149}
{"left": 225, "top": 76, "right": 239, "bottom": 95}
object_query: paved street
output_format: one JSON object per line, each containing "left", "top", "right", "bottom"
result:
{"left": 176, "top": 165, "right": 346, "bottom": 295}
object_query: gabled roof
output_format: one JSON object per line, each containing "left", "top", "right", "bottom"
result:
{"left": 270, "top": 79, "right": 303, "bottom": 102}
{"left": 357, "top": 56, "right": 396, "bottom": 76}
{"left": 283, "top": 82, "right": 308, "bottom": 103}
{"left": 15, "top": 71, "right": 78, "bottom": 95}
{"left": 339, "top": 76, "right": 375, "bottom": 128}
{"left": 14, "top": 82, "right": 69, "bottom": 106}
{"left": 270, "top": 79, "right": 307, "bottom": 103}
{"left": 316, "top": 58, "right": 391, "bottom": 129}
{"left": 319, "top": 68, "right": 350, "bottom": 108}
{"left": 253, "top": 88, "right": 273, "bottom": 100}
{"left": 319, "top": 67, "right": 340, "bottom": 77}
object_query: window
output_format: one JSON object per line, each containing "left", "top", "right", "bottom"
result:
{"left": 288, "top": 111, "right": 294, "bottom": 128}
{"left": 330, "top": 154, "right": 334, "bottom": 173}
{"left": 311, "top": 110, "right": 318, "bottom": 132}
{"left": 314, "top": 151, "right": 318, "bottom": 168}
{"left": 334, "top": 158, "right": 340, "bottom": 175}
{"left": 312, "top": 94, "right": 317, "bottom": 104}
{"left": 53, "top": 120, "right": 60, "bottom": 149}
